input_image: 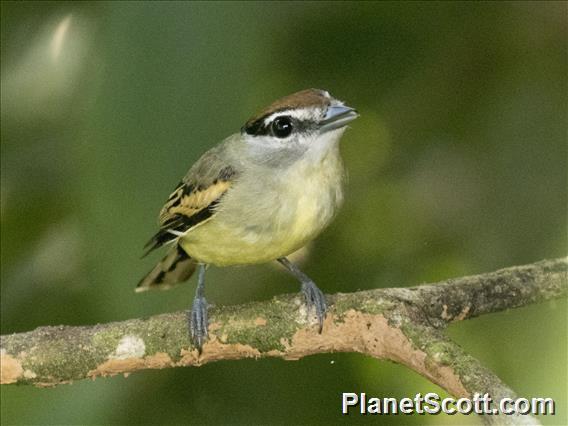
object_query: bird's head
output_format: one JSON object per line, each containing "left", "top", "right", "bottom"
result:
{"left": 241, "top": 89, "right": 358, "bottom": 164}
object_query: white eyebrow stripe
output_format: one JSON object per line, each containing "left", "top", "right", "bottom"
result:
{"left": 262, "top": 108, "right": 318, "bottom": 126}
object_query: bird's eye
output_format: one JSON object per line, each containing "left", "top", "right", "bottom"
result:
{"left": 271, "top": 116, "right": 293, "bottom": 138}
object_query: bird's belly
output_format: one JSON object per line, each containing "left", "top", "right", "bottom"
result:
{"left": 180, "top": 225, "right": 296, "bottom": 266}
{"left": 180, "top": 188, "right": 337, "bottom": 266}
{"left": 180, "top": 206, "right": 327, "bottom": 266}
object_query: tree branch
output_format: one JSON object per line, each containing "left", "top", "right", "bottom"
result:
{"left": 1, "top": 258, "right": 566, "bottom": 423}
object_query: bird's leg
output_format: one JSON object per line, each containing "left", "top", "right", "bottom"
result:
{"left": 188, "top": 263, "right": 209, "bottom": 351}
{"left": 277, "top": 257, "right": 327, "bottom": 332}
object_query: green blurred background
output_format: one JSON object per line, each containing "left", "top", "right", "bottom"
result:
{"left": 1, "top": 1, "right": 566, "bottom": 425}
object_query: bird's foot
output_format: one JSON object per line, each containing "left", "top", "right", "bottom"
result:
{"left": 188, "top": 296, "right": 209, "bottom": 352}
{"left": 301, "top": 280, "right": 327, "bottom": 332}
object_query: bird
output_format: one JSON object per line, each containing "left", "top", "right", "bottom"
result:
{"left": 137, "top": 88, "right": 358, "bottom": 351}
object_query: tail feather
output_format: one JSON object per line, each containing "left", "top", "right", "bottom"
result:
{"left": 136, "top": 245, "right": 196, "bottom": 292}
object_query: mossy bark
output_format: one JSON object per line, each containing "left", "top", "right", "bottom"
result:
{"left": 2, "top": 258, "right": 566, "bottom": 425}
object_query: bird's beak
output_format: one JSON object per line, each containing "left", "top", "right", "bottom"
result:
{"left": 320, "top": 105, "right": 359, "bottom": 133}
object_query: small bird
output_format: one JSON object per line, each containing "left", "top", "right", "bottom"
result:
{"left": 137, "top": 89, "right": 358, "bottom": 350}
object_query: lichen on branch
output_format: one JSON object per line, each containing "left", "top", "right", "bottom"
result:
{"left": 1, "top": 258, "right": 566, "bottom": 424}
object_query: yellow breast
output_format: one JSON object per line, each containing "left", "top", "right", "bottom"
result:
{"left": 181, "top": 145, "right": 344, "bottom": 266}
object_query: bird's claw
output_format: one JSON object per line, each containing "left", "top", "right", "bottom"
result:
{"left": 301, "top": 280, "right": 327, "bottom": 332}
{"left": 188, "top": 296, "right": 209, "bottom": 351}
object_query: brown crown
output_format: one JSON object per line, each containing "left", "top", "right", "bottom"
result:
{"left": 244, "top": 89, "right": 332, "bottom": 130}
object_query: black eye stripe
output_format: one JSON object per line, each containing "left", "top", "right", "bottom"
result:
{"left": 242, "top": 108, "right": 287, "bottom": 135}
{"left": 243, "top": 114, "right": 316, "bottom": 136}
{"left": 242, "top": 112, "right": 286, "bottom": 136}
{"left": 242, "top": 119, "right": 265, "bottom": 136}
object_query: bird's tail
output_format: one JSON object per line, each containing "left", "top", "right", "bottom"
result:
{"left": 136, "top": 245, "right": 196, "bottom": 292}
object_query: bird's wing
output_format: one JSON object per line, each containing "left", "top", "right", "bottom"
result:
{"left": 143, "top": 148, "right": 238, "bottom": 255}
